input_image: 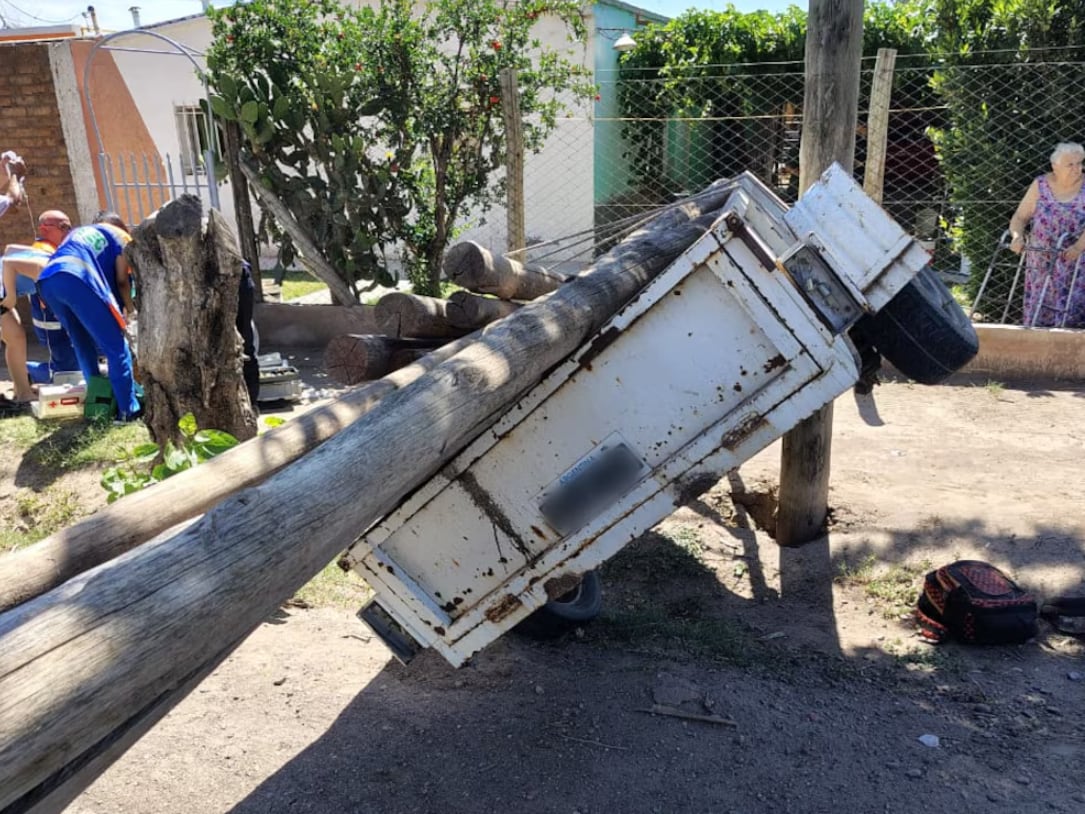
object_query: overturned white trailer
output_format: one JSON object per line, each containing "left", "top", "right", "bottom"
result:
{"left": 343, "top": 165, "right": 976, "bottom": 666}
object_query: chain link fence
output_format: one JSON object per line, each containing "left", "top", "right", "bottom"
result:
{"left": 482, "top": 51, "right": 1085, "bottom": 327}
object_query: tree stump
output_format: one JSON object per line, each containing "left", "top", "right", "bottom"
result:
{"left": 126, "top": 195, "right": 258, "bottom": 448}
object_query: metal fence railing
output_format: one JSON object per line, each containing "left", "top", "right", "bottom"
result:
{"left": 100, "top": 151, "right": 221, "bottom": 230}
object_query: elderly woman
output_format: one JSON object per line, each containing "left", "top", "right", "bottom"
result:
{"left": 1009, "top": 141, "right": 1085, "bottom": 327}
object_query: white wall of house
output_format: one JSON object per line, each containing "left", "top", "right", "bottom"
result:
{"left": 103, "top": 16, "right": 237, "bottom": 237}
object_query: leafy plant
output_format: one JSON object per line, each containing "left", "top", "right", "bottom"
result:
{"left": 101, "top": 413, "right": 239, "bottom": 503}
{"left": 206, "top": 0, "right": 594, "bottom": 297}
{"left": 836, "top": 555, "right": 932, "bottom": 620}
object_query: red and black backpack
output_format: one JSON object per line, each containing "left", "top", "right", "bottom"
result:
{"left": 916, "top": 560, "right": 1038, "bottom": 644}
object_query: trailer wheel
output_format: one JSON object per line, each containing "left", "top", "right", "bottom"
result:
{"left": 851, "top": 265, "right": 979, "bottom": 385}
{"left": 515, "top": 571, "right": 603, "bottom": 638}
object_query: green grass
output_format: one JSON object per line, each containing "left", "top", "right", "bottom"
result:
{"left": 28, "top": 419, "right": 151, "bottom": 472}
{"left": 278, "top": 269, "right": 329, "bottom": 301}
{"left": 290, "top": 561, "right": 373, "bottom": 608}
{"left": 1, "top": 486, "right": 86, "bottom": 553}
{"left": 835, "top": 554, "right": 932, "bottom": 620}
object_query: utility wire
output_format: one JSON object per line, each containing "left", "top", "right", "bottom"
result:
{"left": 0, "top": 0, "right": 81, "bottom": 26}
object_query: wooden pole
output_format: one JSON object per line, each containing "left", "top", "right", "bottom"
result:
{"left": 446, "top": 289, "right": 522, "bottom": 330}
{"left": 0, "top": 336, "right": 478, "bottom": 613}
{"left": 500, "top": 68, "right": 526, "bottom": 255}
{"left": 443, "top": 240, "right": 564, "bottom": 300}
{"left": 374, "top": 292, "right": 469, "bottom": 339}
{"left": 324, "top": 334, "right": 448, "bottom": 384}
{"left": 775, "top": 0, "right": 863, "bottom": 547}
{"left": 238, "top": 160, "right": 358, "bottom": 306}
{"left": 863, "top": 48, "right": 897, "bottom": 205}
{"left": 0, "top": 182, "right": 739, "bottom": 813}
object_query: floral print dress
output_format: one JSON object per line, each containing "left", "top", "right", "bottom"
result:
{"left": 1023, "top": 175, "right": 1085, "bottom": 327}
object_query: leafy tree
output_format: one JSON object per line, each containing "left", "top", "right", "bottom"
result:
{"left": 206, "top": 0, "right": 593, "bottom": 297}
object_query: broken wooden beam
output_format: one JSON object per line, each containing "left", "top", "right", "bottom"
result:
{"left": 324, "top": 334, "right": 447, "bottom": 385}
{"left": 442, "top": 240, "right": 565, "bottom": 300}
{"left": 0, "top": 180, "right": 738, "bottom": 813}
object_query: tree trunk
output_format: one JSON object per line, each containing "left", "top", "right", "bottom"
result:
{"left": 238, "top": 160, "right": 359, "bottom": 306}
{"left": 127, "top": 195, "right": 258, "bottom": 448}
{"left": 446, "top": 290, "right": 522, "bottom": 330}
{"left": 775, "top": 0, "right": 863, "bottom": 547}
{"left": 0, "top": 334, "right": 479, "bottom": 614}
{"left": 222, "top": 121, "right": 263, "bottom": 302}
{"left": 374, "top": 292, "right": 468, "bottom": 339}
{"left": 324, "top": 334, "right": 447, "bottom": 384}
{"left": 443, "top": 241, "right": 566, "bottom": 300}
{"left": 0, "top": 181, "right": 737, "bottom": 814}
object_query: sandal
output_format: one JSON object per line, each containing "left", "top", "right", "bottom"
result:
{"left": 0, "top": 395, "right": 30, "bottom": 418}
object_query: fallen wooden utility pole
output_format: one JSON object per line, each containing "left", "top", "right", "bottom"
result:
{"left": 775, "top": 0, "right": 863, "bottom": 547}
{"left": 0, "top": 336, "right": 477, "bottom": 613}
{"left": 0, "top": 182, "right": 736, "bottom": 813}
{"left": 443, "top": 240, "right": 565, "bottom": 300}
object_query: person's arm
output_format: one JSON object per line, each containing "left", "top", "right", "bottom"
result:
{"left": 0, "top": 155, "right": 22, "bottom": 213}
{"left": 1009, "top": 180, "right": 1040, "bottom": 254}
{"left": 115, "top": 255, "right": 136, "bottom": 317}
{"left": 1, "top": 251, "right": 48, "bottom": 310}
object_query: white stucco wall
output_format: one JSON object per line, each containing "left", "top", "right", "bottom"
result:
{"left": 104, "top": 17, "right": 237, "bottom": 235}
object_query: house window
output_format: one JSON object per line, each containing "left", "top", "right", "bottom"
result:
{"left": 174, "top": 105, "right": 220, "bottom": 176}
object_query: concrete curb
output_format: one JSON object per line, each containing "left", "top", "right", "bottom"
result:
{"left": 965, "top": 324, "right": 1085, "bottom": 382}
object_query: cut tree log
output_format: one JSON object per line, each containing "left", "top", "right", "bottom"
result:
{"left": 443, "top": 240, "right": 566, "bottom": 300}
{"left": 446, "top": 290, "right": 522, "bottom": 330}
{"left": 0, "top": 179, "right": 739, "bottom": 813}
{"left": 0, "top": 335, "right": 478, "bottom": 614}
{"left": 127, "top": 195, "right": 258, "bottom": 447}
{"left": 375, "top": 292, "right": 469, "bottom": 339}
{"left": 324, "top": 334, "right": 448, "bottom": 384}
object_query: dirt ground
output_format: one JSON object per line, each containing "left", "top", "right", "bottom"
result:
{"left": 7, "top": 366, "right": 1085, "bottom": 813}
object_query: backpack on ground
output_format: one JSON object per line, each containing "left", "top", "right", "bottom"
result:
{"left": 916, "top": 560, "right": 1038, "bottom": 644}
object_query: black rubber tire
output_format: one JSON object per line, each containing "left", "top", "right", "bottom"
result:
{"left": 853, "top": 265, "right": 979, "bottom": 385}
{"left": 514, "top": 571, "right": 604, "bottom": 638}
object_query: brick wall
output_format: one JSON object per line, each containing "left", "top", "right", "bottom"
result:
{"left": 0, "top": 42, "right": 80, "bottom": 247}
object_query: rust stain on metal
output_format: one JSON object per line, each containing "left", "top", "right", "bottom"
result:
{"left": 459, "top": 471, "right": 532, "bottom": 560}
{"left": 530, "top": 525, "right": 548, "bottom": 540}
{"left": 544, "top": 572, "right": 583, "bottom": 600}
{"left": 763, "top": 354, "right": 786, "bottom": 373}
{"left": 485, "top": 593, "right": 524, "bottom": 624}
{"left": 720, "top": 413, "right": 766, "bottom": 450}
{"left": 433, "top": 626, "right": 446, "bottom": 636}
{"left": 577, "top": 326, "right": 620, "bottom": 371}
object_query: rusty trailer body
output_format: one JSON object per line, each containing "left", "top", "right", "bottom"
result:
{"left": 341, "top": 166, "right": 932, "bottom": 666}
